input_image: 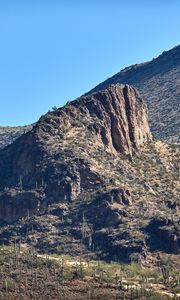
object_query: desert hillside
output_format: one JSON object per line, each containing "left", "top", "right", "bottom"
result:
{"left": 0, "top": 84, "right": 179, "bottom": 265}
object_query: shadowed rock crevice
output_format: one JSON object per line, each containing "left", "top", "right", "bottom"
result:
{"left": 123, "top": 85, "right": 136, "bottom": 147}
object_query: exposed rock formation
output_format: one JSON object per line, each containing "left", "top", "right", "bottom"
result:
{"left": 73, "top": 84, "right": 151, "bottom": 155}
{"left": 88, "top": 45, "right": 180, "bottom": 142}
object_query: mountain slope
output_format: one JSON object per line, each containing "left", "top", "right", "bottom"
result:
{"left": 88, "top": 45, "right": 180, "bottom": 142}
{"left": 0, "top": 125, "right": 32, "bottom": 150}
{"left": 0, "top": 85, "right": 151, "bottom": 206}
{"left": 0, "top": 84, "right": 179, "bottom": 263}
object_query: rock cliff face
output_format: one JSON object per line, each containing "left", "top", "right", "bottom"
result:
{"left": 0, "top": 83, "right": 179, "bottom": 261}
{"left": 72, "top": 84, "right": 151, "bottom": 155}
{"left": 88, "top": 45, "right": 180, "bottom": 142}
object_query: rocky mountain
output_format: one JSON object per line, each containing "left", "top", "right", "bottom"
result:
{"left": 0, "top": 125, "right": 32, "bottom": 150}
{"left": 0, "top": 84, "right": 179, "bottom": 263}
{"left": 88, "top": 45, "right": 180, "bottom": 142}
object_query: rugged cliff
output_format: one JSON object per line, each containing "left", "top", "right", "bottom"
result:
{"left": 88, "top": 45, "right": 180, "bottom": 142}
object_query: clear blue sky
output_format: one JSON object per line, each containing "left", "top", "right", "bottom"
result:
{"left": 0, "top": 0, "right": 179, "bottom": 126}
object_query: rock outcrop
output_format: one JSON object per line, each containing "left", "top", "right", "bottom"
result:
{"left": 88, "top": 45, "right": 180, "bottom": 142}
{"left": 72, "top": 84, "right": 151, "bottom": 155}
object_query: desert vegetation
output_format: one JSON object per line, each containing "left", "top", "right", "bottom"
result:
{"left": 0, "top": 243, "right": 179, "bottom": 300}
